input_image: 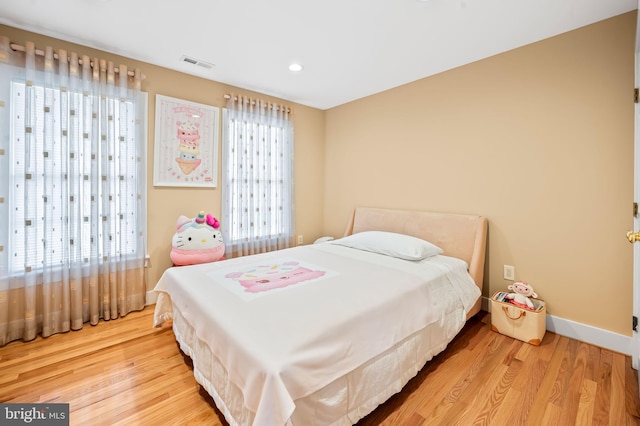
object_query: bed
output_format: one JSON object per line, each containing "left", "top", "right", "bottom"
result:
{"left": 153, "top": 207, "right": 487, "bottom": 425}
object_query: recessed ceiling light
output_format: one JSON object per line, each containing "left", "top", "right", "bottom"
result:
{"left": 288, "top": 63, "right": 303, "bottom": 72}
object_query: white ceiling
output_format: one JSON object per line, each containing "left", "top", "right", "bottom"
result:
{"left": 0, "top": 0, "right": 636, "bottom": 110}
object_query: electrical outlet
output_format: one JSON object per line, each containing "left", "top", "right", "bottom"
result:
{"left": 503, "top": 265, "right": 515, "bottom": 281}
{"left": 297, "top": 235, "right": 304, "bottom": 245}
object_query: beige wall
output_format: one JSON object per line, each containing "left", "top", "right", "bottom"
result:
{"left": 324, "top": 12, "right": 636, "bottom": 336}
{"left": 0, "top": 24, "right": 326, "bottom": 293}
{"left": 2, "top": 11, "right": 636, "bottom": 337}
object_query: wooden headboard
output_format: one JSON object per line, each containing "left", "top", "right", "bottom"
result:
{"left": 343, "top": 207, "right": 488, "bottom": 316}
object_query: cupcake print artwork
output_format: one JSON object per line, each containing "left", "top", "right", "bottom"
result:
{"left": 153, "top": 95, "right": 219, "bottom": 187}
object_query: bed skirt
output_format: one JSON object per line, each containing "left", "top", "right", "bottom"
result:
{"left": 159, "top": 293, "right": 468, "bottom": 425}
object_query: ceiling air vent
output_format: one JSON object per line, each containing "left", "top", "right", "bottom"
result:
{"left": 180, "top": 55, "right": 214, "bottom": 70}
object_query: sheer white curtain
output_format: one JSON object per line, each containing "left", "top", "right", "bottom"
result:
{"left": 0, "top": 37, "right": 147, "bottom": 346}
{"left": 222, "top": 95, "right": 295, "bottom": 258}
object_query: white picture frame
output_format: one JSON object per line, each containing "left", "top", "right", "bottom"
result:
{"left": 153, "top": 94, "right": 219, "bottom": 187}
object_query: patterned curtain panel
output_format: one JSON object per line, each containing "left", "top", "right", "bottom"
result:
{"left": 222, "top": 95, "right": 295, "bottom": 258}
{"left": 0, "top": 37, "right": 147, "bottom": 346}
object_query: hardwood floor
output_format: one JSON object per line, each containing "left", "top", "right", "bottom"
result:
{"left": 1, "top": 307, "right": 639, "bottom": 425}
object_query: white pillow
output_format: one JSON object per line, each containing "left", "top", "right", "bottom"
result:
{"left": 330, "top": 231, "right": 443, "bottom": 261}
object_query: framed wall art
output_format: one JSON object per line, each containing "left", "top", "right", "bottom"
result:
{"left": 153, "top": 95, "right": 219, "bottom": 187}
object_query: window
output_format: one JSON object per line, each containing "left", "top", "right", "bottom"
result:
{"left": 7, "top": 80, "right": 145, "bottom": 274}
{"left": 222, "top": 101, "right": 294, "bottom": 256}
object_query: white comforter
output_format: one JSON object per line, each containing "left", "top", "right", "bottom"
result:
{"left": 153, "top": 243, "right": 480, "bottom": 426}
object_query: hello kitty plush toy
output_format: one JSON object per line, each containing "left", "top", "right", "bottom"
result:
{"left": 170, "top": 211, "right": 225, "bottom": 266}
{"left": 505, "top": 281, "right": 538, "bottom": 310}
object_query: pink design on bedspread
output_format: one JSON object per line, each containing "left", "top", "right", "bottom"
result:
{"left": 225, "top": 261, "right": 326, "bottom": 293}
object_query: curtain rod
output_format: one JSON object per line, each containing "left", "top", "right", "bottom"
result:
{"left": 9, "top": 42, "right": 145, "bottom": 80}
{"left": 224, "top": 93, "right": 293, "bottom": 114}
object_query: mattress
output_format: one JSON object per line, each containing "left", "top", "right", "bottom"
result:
{"left": 154, "top": 241, "right": 480, "bottom": 425}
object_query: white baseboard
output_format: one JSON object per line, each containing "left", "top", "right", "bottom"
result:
{"left": 145, "top": 290, "right": 158, "bottom": 306}
{"left": 482, "top": 296, "right": 632, "bottom": 356}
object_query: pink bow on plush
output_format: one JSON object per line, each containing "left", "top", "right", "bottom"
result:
{"left": 206, "top": 214, "right": 220, "bottom": 229}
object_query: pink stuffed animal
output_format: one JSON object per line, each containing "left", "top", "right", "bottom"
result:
{"left": 505, "top": 281, "right": 538, "bottom": 310}
{"left": 170, "top": 211, "right": 225, "bottom": 266}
